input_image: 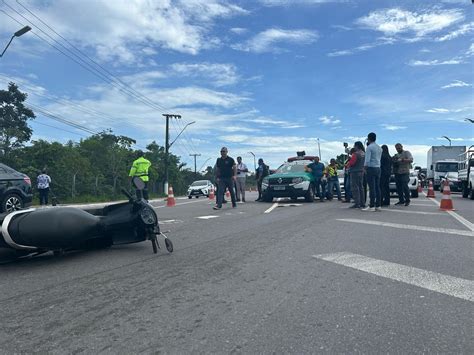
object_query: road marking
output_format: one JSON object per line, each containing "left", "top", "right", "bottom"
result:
{"left": 155, "top": 199, "right": 207, "bottom": 209}
{"left": 160, "top": 219, "right": 183, "bottom": 224}
{"left": 196, "top": 215, "right": 219, "bottom": 220}
{"left": 278, "top": 203, "right": 303, "bottom": 208}
{"left": 408, "top": 202, "right": 436, "bottom": 206}
{"left": 313, "top": 252, "right": 474, "bottom": 302}
{"left": 337, "top": 218, "right": 474, "bottom": 237}
{"left": 264, "top": 198, "right": 283, "bottom": 214}
{"left": 422, "top": 192, "right": 474, "bottom": 232}
{"left": 383, "top": 209, "right": 444, "bottom": 216}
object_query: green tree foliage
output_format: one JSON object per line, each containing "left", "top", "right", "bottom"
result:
{"left": 0, "top": 82, "right": 35, "bottom": 163}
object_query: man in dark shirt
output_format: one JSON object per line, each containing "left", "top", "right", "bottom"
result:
{"left": 214, "top": 147, "right": 237, "bottom": 210}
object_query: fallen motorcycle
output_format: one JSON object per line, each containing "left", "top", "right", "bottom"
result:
{"left": 0, "top": 177, "right": 173, "bottom": 258}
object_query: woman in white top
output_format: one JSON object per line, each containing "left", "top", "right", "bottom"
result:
{"left": 37, "top": 169, "right": 52, "bottom": 205}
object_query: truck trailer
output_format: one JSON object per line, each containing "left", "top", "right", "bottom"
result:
{"left": 426, "top": 145, "right": 465, "bottom": 191}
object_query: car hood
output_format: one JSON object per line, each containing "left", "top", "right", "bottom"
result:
{"left": 189, "top": 185, "right": 209, "bottom": 189}
{"left": 267, "top": 172, "right": 312, "bottom": 180}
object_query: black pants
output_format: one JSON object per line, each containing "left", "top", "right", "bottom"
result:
{"left": 395, "top": 173, "right": 410, "bottom": 203}
{"left": 380, "top": 174, "right": 391, "bottom": 205}
{"left": 366, "top": 167, "right": 381, "bottom": 208}
{"left": 217, "top": 178, "right": 236, "bottom": 207}
{"left": 39, "top": 188, "right": 49, "bottom": 205}
{"left": 257, "top": 178, "right": 263, "bottom": 199}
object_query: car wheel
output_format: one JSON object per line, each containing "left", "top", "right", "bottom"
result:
{"left": 462, "top": 184, "right": 469, "bottom": 198}
{"left": 411, "top": 190, "right": 419, "bottom": 198}
{"left": 196, "top": 196, "right": 199, "bottom": 198}
{"left": 470, "top": 185, "right": 474, "bottom": 200}
{"left": 188, "top": 196, "right": 192, "bottom": 199}
{"left": 1, "top": 193, "right": 24, "bottom": 213}
{"left": 305, "top": 184, "right": 315, "bottom": 202}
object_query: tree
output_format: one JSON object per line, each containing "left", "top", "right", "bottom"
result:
{"left": 0, "top": 82, "right": 35, "bottom": 162}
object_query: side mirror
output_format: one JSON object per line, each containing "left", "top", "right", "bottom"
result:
{"left": 132, "top": 177, "right": 145, "bottom": 190}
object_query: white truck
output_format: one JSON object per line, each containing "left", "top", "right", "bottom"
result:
{"left": 458, "top": 147, "right": 474, "bottom": 199}
{"left": 426, "top": 146, "right": 465, "bottom": 191}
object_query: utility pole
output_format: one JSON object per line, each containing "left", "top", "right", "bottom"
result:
{"left": 190, "top": 153, "right": 201, "bottom": 176}
{"left": 162, "top": 113, "right": 181, "bottom": 194}
{"left": 317, "top": 138, "right": 321, "bottom": 159}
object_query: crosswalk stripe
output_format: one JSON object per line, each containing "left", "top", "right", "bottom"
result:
{"left": 313, "top": 252, "right": 474, "bottom": 302}
{"left": 337, "top": 218, "right": 474, "bottom": 237}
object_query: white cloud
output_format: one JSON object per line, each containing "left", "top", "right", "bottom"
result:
{"left": 170, "top": 62, "right": 240, "bottom": 86}
{"left": 382, "top": 124, "right": 407, "bottom": 131}
{"left": 249, "top": 117, "right": 305, "bottom": 129}
{"left": 436, "top": 22, "right": 474, "bottom": 41}
{"left": 230, "top": 27, "right": 248, "bottom": 35}
{"left": 259, "top": 0, "right": 346, "bottom": 5}
{"left": 319, "top": 116, "right": 341, "bottom": 125}
{"left": 232, "top": 28, "right": 319, "bottom": 53}
{"left": 356, "top": 8, "right": 464, "bottom": 37}
{"left": 328, "top": 38, "right": 394, "bottom": 57}
{"left": 343, "top": 136, "right": 366, "bottom": 142}
{"left": 408, "top": 59, "right": 463, "bottom": 66}
{"left": 441, "top": 80, "right": 472, "bottom": 89}
{"left": 467, "top": 43, "right": 474, "bottom": 56}
{"left": 2, "top": 0, "right": 248, "bottom": 64}
{"left": 156, "top": 87, "right": 249, "bottom": 108}
{"left": 425, "top": 107, "right": 467, "bottom": 113}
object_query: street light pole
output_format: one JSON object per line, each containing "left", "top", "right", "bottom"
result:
{"left": 248, "top": 151, "right": 256, "bottom": 171}
{"left": 190, "top": 153, "right": 201, "bottom": 176}
{"left": 163, "top": 113, "right": 181, "bottom": 193}
{"left": 442, "top": 136, "right": 452, "bottom": 147}
{"left": 0, "top": 26, "right": 32, "bottom": 58}
{"left": 317, "top": 138, "right": 321, "bottom": 159}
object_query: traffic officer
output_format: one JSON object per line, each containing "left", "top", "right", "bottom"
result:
{"left": 129, "top": 150, "right": 151, "bottom": 200}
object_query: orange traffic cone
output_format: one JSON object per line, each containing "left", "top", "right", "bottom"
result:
{"left": 427, "top": 180, "right": 435, "bottom": 198}
{"left": 439, "top": 180, "right": 455, "bottom": 211}
{"left": 209, "top": 186, "right": 215, "bottom": 200}
{"left": 226, "top": 189, "right": 230, "bottom": 198}
{"left": 167, "top": 185, "right": 176, "bottom": 207}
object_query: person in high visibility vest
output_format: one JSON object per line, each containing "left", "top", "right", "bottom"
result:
{"left": 129, "top": 150, "right": 151, "bottom": 200}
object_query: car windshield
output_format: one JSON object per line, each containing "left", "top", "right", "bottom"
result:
{"left": 436, "top": 162, "right": 458, "bottom": 172}
{"left": 276, "top": 163, "right": 307, "bottom": 174}
{"left": 191, "top": 180, "right": 208, "bottom": 186}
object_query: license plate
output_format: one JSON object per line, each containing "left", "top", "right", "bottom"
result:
{"left": 273, "top": 186, "right": 285, "bottom": 191}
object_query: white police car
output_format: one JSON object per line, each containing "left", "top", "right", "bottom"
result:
{"left": 187, "top": 180, "right": 215, "bottom": 199}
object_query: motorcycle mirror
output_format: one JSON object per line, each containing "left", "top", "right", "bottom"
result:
{"left": 132, "top": 177, "right": 145, "bottom": 190}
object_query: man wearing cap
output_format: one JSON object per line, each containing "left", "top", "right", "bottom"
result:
{"left": 214, "top": 147, "right": 237, "bottom": 210}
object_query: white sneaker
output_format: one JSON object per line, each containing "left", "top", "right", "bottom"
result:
{"left": 375, "top": 207, "right": 382, "bottom": 212}
{"left": 361, "top": 207, "right": 376, "bottom": 212}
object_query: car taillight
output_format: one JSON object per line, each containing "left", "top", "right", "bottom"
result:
{"left": 24, "top": 176, "right": 31, "bottom": 185}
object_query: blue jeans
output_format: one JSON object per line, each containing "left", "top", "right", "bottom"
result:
{"left": 344, "top": 173, "right": 352, "bottom": 201}
{"left": 366, "top": 167, "right": 381, "bottom": 207}
{"left": 327, "top": 177, "right": 341, "bottom": 200}
{"left": 313, "top": 177, "right": 325, "bottom": 200}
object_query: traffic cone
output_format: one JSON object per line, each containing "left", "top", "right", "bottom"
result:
{"left": 208, "top": 186, "right": 215, "bottom": 200}
{"left": 427, "top": 180, "right": 435, "bottom": 198}
{"left": 417, "top": 182, "right": 422, "bottom": 193}
{"left": 166, "top": 185, "right": 176, "bottom": 207}
{"left": 226, "top": 189, "right": 230, "bottom": 198}
{"left": 439, "top": 180, "right": 455, "bottom": 211}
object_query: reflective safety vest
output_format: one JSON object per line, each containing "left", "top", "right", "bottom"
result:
{"left": 326, "top": 165, "right": 338, "bottom": 178}
{"left": 129, "top": 157, "right": 151, "bottom": 182}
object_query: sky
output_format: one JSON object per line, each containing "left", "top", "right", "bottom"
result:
{"left": 0, "top": 0, "right": 472, "bottom": 170}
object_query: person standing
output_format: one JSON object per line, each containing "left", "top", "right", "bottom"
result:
{"left": 235, "top": 156, "right": 248, "bottom": 202}
{"left": 214, "top": 147, "right": 237, "bottom": 209}
{"left": 305, "top": 156, "right": 325, "bottom": 202}
{"left": 37, "top": 169, "right": 51, "bottom": 206}
{"left": 346, "top": 141, "right": 366, "bottom": 209}
{"left": 380, "top": 145, "right": 392, "bottom": 206}
{"left": 343, "top": 146, "right": 353, "bottom": 203}
{"left": 255, "top": 158, "right": 269, "bottom": 201}
{"left": 129, "top": 150, "right": 151, "bottom": 200}
{"left": 393, "top": 143, "right": 413, "bottom": 206}
{"left": 362, "top": 132, "right": 382, "bottom": 212}
{"left": 325, "top": 158, "right": 342, "bottom": 201}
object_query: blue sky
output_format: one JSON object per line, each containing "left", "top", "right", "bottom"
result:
{"left": 0, "top": 0, "right": 472, "bottom": 169}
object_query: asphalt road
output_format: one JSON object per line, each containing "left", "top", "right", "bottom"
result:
{"left": 0, "top": 190, "right": 472, "bottom": 353}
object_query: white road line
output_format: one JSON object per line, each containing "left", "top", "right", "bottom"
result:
{"left": 422, "top": 192, "right": 474, "bottom": 232}
{"left": 337, "top": 218, "right": 474, "bottom": 237}
{"left": 264, "top": 203, "right": 279, "bottom": 214}
{"left": 196, "top": 215, "right": 219, "bottom": 220}
{"left": 383, "top": 209, "right": 444, "bottom": 216}
{"left": 313, "top": 252, "right": 474, "bottom": 302}
{"left": 155, "top": 199, "right": 207, "bottom": 209}
{"left": 160, "top": 219, "right": 183, "bottom": 224}
{"left": 409, "top": 202, "right": 437, "bottom": 206}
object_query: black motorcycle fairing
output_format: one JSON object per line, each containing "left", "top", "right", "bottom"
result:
{"left": 6, "top": 208, "right": 103, "bottom": 249}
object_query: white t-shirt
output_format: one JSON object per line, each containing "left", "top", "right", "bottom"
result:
{"left": 236, "top": 163, "right": 248, "bottom": 177}
{"left": 37, "top": 174, "right": 51, "bottom": 189}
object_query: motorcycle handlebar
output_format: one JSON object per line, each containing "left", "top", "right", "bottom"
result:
{"left": 121, "top": 188, "right": 134, "bottom": 201}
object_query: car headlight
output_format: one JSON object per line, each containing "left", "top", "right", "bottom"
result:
{"left": 292, "top": 177, "right": 303, "bottom": 184}
{"left": 140, "top": 207, "right": 157, "bottom": 225}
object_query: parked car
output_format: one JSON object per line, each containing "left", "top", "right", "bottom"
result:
{"left": 187, "top": 180, "right": 215, "bottom": 198}
{"left": 261, "top": 156, "right": 317, "bottom": 202}
{"left": 0, "top": 163, "right": 33, "bottom": 213}
{"left": 389, "top": 170, "right": 419, "bottom": 198}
